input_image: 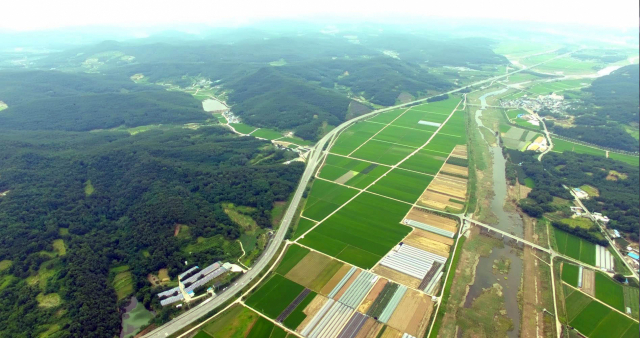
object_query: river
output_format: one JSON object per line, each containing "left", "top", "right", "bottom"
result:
{"left": 464, "top": 88, "right": 525, "bottom": 337}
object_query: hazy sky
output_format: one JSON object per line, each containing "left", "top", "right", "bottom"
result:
{"left": 3, "top": 0, "right": 639, "bottom": 31}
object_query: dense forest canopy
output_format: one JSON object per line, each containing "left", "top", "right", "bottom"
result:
{"left": 551, "top": 64, "right": 639, "bottom": 151}
{"left": 507, "top": 150, "right": 639, "bottom": 241}
{"left": 0, "top": 127, "right": 303, "bottom": 337}
{"left": 29, "top": 34, "right": 506, "bottom": 140}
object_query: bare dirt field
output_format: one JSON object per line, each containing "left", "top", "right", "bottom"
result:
{"left": 333, "top": 270, "right": 362, "bottom": 299}
{"left": 410, "top": 229, "right": 455, "bottom": 246}
{"left": 320, "top": 264, "right": 352, "bottom": 296}
{"left": 581, "top": 268, "right": 595, "bottom": 296}
{"left": 372, "top": 265, "right": 421, "bottom": 289}
{"left": 387, "top": 289, "right": 433, "bottom": 336}
{"left": 358, "top": 278, "right": 388, "bottom": 314}
{"left": 450, "top": 145, "right": 468, "bottom": 159}
{"left": 296, "top": 294, "right": 328, "bottom": 332}
{"left": 354, "top": 318, "right": 383, "bottom": 338}
{"left": 286, "top": 251, "right": 332, "bottom": 287}
{"left": 405, "top": 209, "right": 458, "bottom": 233}
{"left": 404, "top": 233, "right": 451, "bottom": 258}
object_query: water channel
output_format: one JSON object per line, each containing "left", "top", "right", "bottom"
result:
{"left": 463, "top": 88, "right": 525, "bottom": 337}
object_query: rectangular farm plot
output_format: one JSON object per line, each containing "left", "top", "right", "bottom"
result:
{"left": 561, "top": 263, "right": 580, "bottom": 287}
{"left": 285, "top": 251, "right": 333, "bottom": 288}
{"left": 594, "top": 272, "right": 626, "bottom": 312}
{"left": 391, "top": 110, "right": 447, "bottom": 132}
{"left": 302, "top": 180, "right": 359, "bottom": 221}
{"left": 368, "top": 169, "right": 433, "bottom": 203}
{"left": 398, "top": 149, "right": 447, "bottom": 175}
{"left": 367, "top": 108, "right": 406, "bottom": 124}
{"left": 319, "top": 154, "right": 388, "bottom": 189}
{"left": 275, "top": 245, "right": 310, "bottom": 275}
{"left": 404, "top": 208, "right": 458, "bottom": 237}
{"left": 373, "top": 125, "right": 434, "bottom": 148}
{"left": 385, "top": 288, "right": 434, "bottom": 337}
{"left": 351, "top": 140, "right": 415, "bottom": 166}
{"left": 299, "top": 193, "right": 412, "bottom": 269}
{"left": 553, "top": 228, "right": 596, "bottom": 266}
{"left": 281, "top": 291, "right": 317, "bottom": 329}
{"left": 331, "top": 122, "right": 387, "bottom": 155}
{"left": 422, "top": 134, "right": 464, "bottom": 154}
{"left": 245, "top": 274, "right": 306, "bottom": 319}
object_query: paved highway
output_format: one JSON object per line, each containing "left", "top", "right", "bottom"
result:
{"left": 143, "top": 51, "right": 578, "bottom": 338}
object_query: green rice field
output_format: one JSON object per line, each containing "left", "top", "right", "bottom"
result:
{"left": 299, "top": 193, "right": 411, "bottom": 268}
{"left": 293, "top": 218, "right": 316, "bottom": 240}
{"left": 595, "top": 272, "right": 626, "bottom": 312}
{"left": 367, "top": 169, "right": 433, "bottom": 203}
{"left": 526, "top": 79, "right": 592, "bottom": 95}
{"left": 230, "top": 123, "right": 258, "bottom": 134}
{"left": 302, "top": 180, "right": 358, "bottom": 221}
{"left": 282, "top": 291, "right": 317, "bottom": 329}
{"left": 251, "top": 128, "right": 284, "bottom": 140}
{"left": 330, "top": 122, "right": 386, "bottom": 155}
{"left": 351, "top": 139, "right": 415, "bottom": 165}
{"left": 552, "top": 138, "right": 639, "bottom": 166}
{"left": 623, "top": 286, "right": 639, "bottom": 318}
{"left": 318, "top": 154, "right": 389, "bottom": 189}
{"left": 561, "top": 263, "right": 580, "bottom": 287}
{"left": 553, "top": 228, "right": 596, "bottom": 266}
{"left": 366, "top": 108, "right": 406, "bottom": 124}
{"left": 245, "top": 274, "right": 305, "bottom": 318}
{"left": 564, "top": 286, "right": 638, "bottom": 338}
{"left": 372, "top": 124, "right": 434, "bottom": 148}
{"left": 275, "top": 245, "right": 310, "bottom": 275}
{"left": 398, "top": 149, "right": 447, "bottom": 175}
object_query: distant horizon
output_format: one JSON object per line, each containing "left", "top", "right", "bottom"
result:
{"left": 3, "top": 0, "right": 639, "bottom": 31}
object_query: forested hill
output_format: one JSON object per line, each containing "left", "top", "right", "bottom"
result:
{"left": 0, "top": 70, "right": 209, "bottom": 132}
{"left": 552, "top": 64, "right": 639, "bottom": 152}
{"left": 0, "top": 127, "right": 303, "bottom": 337}
{"left": 31, "top": 33, "right": 506, "bottom": 140}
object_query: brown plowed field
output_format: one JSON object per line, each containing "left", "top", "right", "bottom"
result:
{"left": 372, "top": 265, "right": 421, "bottom": 289}
{"left": 450, "top": 145, "right": 468, "bottom": 159}
{"left": 404, "top": 235, "right": 451, "bottom": 258}
{"left": 354, "top": 318, "right": 383, "bottom": 338}
{"left": 380, "top": 326, "right": 402, "bottom": 338}
{"left": 286, "top": 251, "right": 332, "bottom": 288}
{"left": 358, "top": 278, "right": 388, "bottom": 314}
{"left": 440, "top": 163, "right": 469, "bottom": 177}
{"left": 405, "top": 209, "right": 458, "bottom": 232}
{"left": 320, "top": 264, "right": 352, "bottom": 296}
{"left": 581, "top": 268, "right": 595, "bottom": 296}
{"left": 334, "top": 270, "right": 362, "bottom": 299}
{"left": 387, "top": 289, "right": 433, "bottom": 336}
{"left": 296, "top": 294, "right": 328, "bottom": 332}
{"left": 410, "top": 229, "right": 454, "bottom": 246}
{"left": 418, "top": 191, "right": 464, "bottom": 212}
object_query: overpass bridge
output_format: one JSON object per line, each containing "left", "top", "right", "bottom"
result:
{"left": 462, "top": 217, "right": 551, "bottom": 254}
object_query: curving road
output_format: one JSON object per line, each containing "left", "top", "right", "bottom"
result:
{"left": 143, "top": 51, "right": 577, "bottom": 338}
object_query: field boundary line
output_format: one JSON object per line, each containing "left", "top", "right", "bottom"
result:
{"left": 347, "top": 107, "right": 413, "bottom": 156}
{"left": 299, "top": 216, "right": 318, "bottom": 223}
{"left": 295, "top": 99, "right": 461, "bottom": 242}
{"left": 313, "top": 176, "right": 418, "bottom": 207}
{"left": 240, "top": 302, "right": 304, "bottom": 338}
{"left": 405, "top": 109, "right": 450, "bottom": 116}
{"left": 326, "top": 152, "right": 436, "bottom": 177}
{"left": 365, "top": 120, "right": 436, "bottom": 133}
{"left": 561, "top": 281, "right": 639, "bottom": 322}
{"left": 368, "top": 138, "right": 420, "bottom": 149}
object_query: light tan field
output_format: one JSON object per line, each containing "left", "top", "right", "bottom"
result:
{"left": 380, "top": 326, "right": 402, "bottom": 338}
{"left": 335, "top": 170, "right": 358, "bottom": 184}
{"left": 296, "top": 294, "right": 328, "bottom": 332}
{"left": 354, "top": 318, "right": 383, "bottom": 338}
{"left": 387, "top": 289, "right": 434, "bottom": 336}
{"left": 427, "top": 175, "right": 468, "bottom": 200}
{"left": 334, "top": 270, "right": 361, "bottom": 299}
{"left": 320, "top": 264, "right": 352, "bottom": 296}
{"left": 440, "top": 163, "right": 469, "bottom": 177}
{"left": 405, "top": 208, "right": 458, "bottom": 232}
{"left": 158, "top": 269, "right": 170, "bottom": 282}
{"left": 450, "top": 145, "right": 468, "bottom": 159}
{"left": 581, "top": 268, "right": 595, "bottom": 296}
{"left": 410, "top": 229, "right": 455, "bottom": 246}
{"left": 358, "top": 278, "right": 388, "bottom": 313}
{"left": 404, "top": 233, "right": 451, "bottom": 258}
{"left": 372, "top": 265, "right": 421, "bottom": 289}
{"left": 418, "top": 191, "right": 464, "bottom": 212}
{"left": 286, "top": 251, "right": 332, "bottom": 287}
